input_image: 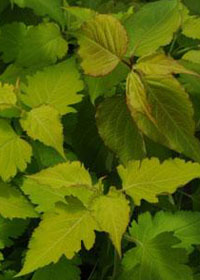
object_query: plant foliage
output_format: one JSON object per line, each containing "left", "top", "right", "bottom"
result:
{"left": 0, "top": 0, "right": 200, "bottom": 279}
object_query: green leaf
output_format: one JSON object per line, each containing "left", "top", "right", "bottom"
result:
{"left": 0, "top": 22, "right": 27, "bottom": 63}
{"left": 182, "top": 16, "right": 200, "bottom": 40}
{"left": 118, "top": 157, "right": 200, "bottom": 205}
{"left": 18, "top": 199, "right": 98, "bottom": 275}
{"left": 183, "top": 50, "right": 200, "bottom": 64}
{"left": 91, "top": 188, "right": 130, "bottom": 255}
{"left": 78, "top": 14, "right": 128, "bottom": 76}
{"left": 135, "top": 53, "right": 196, "bottom": 76}
{"left": 65, "top": 6, "right": 96, "bottom": 30}
{"left": 96, "top": 96, "right": 145, "bottom": 164}
{"left": 31, "top": 257, "right": 80, "bottom": 280}
{"left": 85, "top": 62, "right": 129, "bottom": 104}
{"left": 124, "top": 0, "right": 181, "bottom": 56}
{"left": 119, "top": 213, "right": 193, "bottom": 280}
{"left": 20, "top": 105, "right": 64, "bottom": 158}
{"left": 0, "top": 181, "right": 38, "bottom": 219}
{"left": 0, "top": 217, "right": 28, "bottom": 249}
{"left": 0, "top": 119, "right": 32, "bottom": 181}
{"left": 0, "top": 82, "right": 20, "bottom": 118}
{"left": 16, "top": 23, "right": 68, "bottom": 68}
{"left": 150, "top": 211, "right": 200, "bottom": 250}
{"left": 11, "top": 0, "right": 65, "bottom": 26}
{"left": 20, "top": 60, "right": 84, "bottom": 115}
{"left": 126, "top": 72, "right": 200, "bottom": 162}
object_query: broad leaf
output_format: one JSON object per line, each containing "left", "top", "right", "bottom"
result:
{"left": 17, "top": 23, "right": 68, "bottom": 68}
{"left": 0, "top": 119, "right": 32, "bottom": 181}
{"left": 20, "top": 105, "right": 65, "bottom": 158}
{"left": 124, "top": 0, "right": 181, "bottom": 56}
{"left": 78, "top": 14, "right": 128, "bottom": 76}
{"left": 0, "top": 22, "right": 27, "bottom": 63}
{"left": 126, "top": 72, "right": 200, "bottom": 162}
{"left": 119, "top": 212, "right": 193, "bottom": 280}
{"left": 91, "top": 188, "right": 130, "bottom": 255}
{"left": 11, "top": 0, "right": 65, "bottom": 26}
{"left": 0, "top": 181, "right": 38, "bottom": 219}
{"left": 182, "top": 16, "right": 200, "bottom": 40}
{"left": 20, "top": 60, "right": 84, "bottom": 115}
{"left": 31, "top": 257, "right": 80, "bottom": 280}
{"left": 118, "top": 158, "right": 200, "bottom": 205}
{"left": 96, "top": 95, "right": 145, "bottom": 163}
{"left": 183, "top": 50, "right": 200, "bottom": 64}
{"left": 18, "top": 199, "right": 98, "bottom": 275}
{"left": 135, "top": 53, "right": 196, "bottom": 76}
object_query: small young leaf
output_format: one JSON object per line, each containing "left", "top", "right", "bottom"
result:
{"left": 182, "top": 16, "right": 200, "bottom": 40}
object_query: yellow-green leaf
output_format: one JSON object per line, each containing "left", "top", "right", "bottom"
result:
{"left": 78, "top": 14, "right": 128, "bottom": 76}
{"left": 118, "top": 158, "right": 200, "bottom": 205}
{"left": 20, "top": 105, "right": 64, "bottom": 158}
{"left": 91, "top": 188, "right": 130, "bottom": 255}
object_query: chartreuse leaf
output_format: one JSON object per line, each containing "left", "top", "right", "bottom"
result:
{"left": 20, "top": 60, "right": 84, "bottom": 115}
{"left": 124, "top": 0, "right": 181, "bottom": 56}
{"left": 78, "top": 14, "right": 128, "bottom": 76}
{"left": 0, "top": 82, "right": 20, "bottom": 118}
{"left": 0, "top": 22, "right": 27, "bottom": 63}
{"left": 126, "top": 72, "right": 200, "bottom": 162}
{"left": 17, "top": 23, "right": 68, "bottom": 68}
{"left": 11, "top": 0, "right": 65, "bottom": 26}
{"left": 96, "top": 96, "right": 145, "bottom": 164}
{"left": 20, "top": 105, "right": 65, "bottom": 158}
{"left": 17, "top": 199, "right": 98, "bottom": 276}
{"left": 31, "top": 257, "right": 80, "bottom": 280}
{"left": 119, "top": 212, "right": 193, "bottom": 280}
{"left": 0, "top": 119, "right": 32, "bottom": 181}
{"left": 182, "top": 16, "right": 200, "bottom": 39}
{"left": 21, "top": 178, "right": 68, "bottom": 213}
{"left": 91, "top": 187, "right": 130, "bottom": 255}
{"left": 28, "top": 161, "right": 92, "bottom": 189}
{"left": 183, "top": 50, "right": 200, "bottom": 64}
{"left": 25, "top": 161, "right": 96, "bottom": 207}
{"left": 0, "top": 181, "right": 38, "bottom": 219}
{"left": 135, "top": 53, "right": 196, "bottom": 76}
{"left": 118, "top": 158, "right": 200, "bottom": 205}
